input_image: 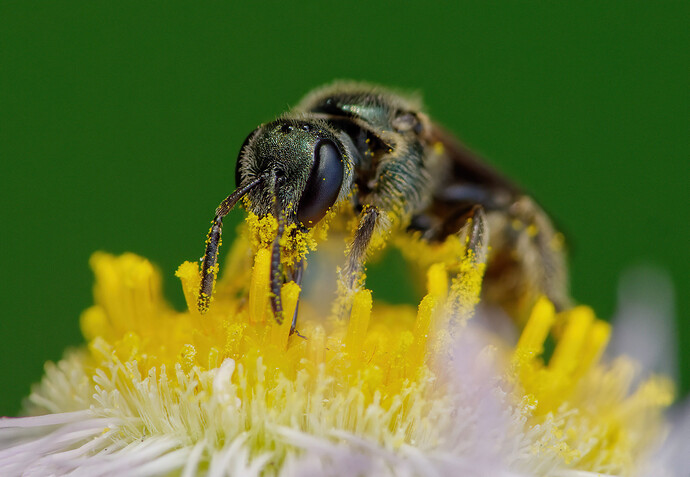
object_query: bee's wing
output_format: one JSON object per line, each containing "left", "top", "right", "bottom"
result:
{"left": 426, "top": 122, "right": 522, "bottom": 206}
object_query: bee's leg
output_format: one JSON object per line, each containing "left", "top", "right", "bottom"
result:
{"left": 269, "top": 228, "right": 284, "bottom": 324}
{"left": 269, "top": 208, "right": 288, "bottom": 324}
{"left": 509, "top": 196, "right": 570, "bottom": 312}
{"left": 343, "top": 205, "right": 380, "bottom": 290}
{"left": 483, "top": 196, "right": 570, "bottom": 320}
{"left": 198, "top": 177, "right": 263, "bottom": 313}
{"left": 269, "top": 208, "right": 308, "bottom": 330}
{"left": 445, "top": 205, "right": 489, "bottom": 313}
{"left": 457, "top": 205, "right": 489, "bottom": 266}
{"left": 289, "top": 258, "right": 305, "bottom": 335}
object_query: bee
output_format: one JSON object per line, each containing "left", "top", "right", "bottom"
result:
{"left": 198, "top": 82, "right": 570, "bottom": 326}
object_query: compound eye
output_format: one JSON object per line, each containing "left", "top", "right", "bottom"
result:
{"left": 297, "top": 140, "right": 344, "bottom": 227}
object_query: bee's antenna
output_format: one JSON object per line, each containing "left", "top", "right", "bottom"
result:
{"left": 198, "top": 176, "right": 264, "bottom": 313}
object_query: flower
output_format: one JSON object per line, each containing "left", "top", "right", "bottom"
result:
{"left": 0, "top": 216, "right": 681, "bottom": 476}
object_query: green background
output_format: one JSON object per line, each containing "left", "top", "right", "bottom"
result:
{"left": 1, "top": 2, "right": 688, "bottom": 415}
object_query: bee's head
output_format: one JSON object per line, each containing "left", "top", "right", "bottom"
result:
{"left": 235, "top": 118, "right": 350, "bottom": 228}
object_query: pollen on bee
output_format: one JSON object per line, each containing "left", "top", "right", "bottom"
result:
{"left": 550, "top": 232, "right": 566, "bottom": 251}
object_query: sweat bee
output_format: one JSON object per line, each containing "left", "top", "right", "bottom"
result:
{"left": 198, "top": 82, "right": 570, "bottom": 327}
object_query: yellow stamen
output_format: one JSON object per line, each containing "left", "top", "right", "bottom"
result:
{"left": 249, "top": 248, "right": 271, "bottom": 323}
{"left": 58, "top": 213, "right": 674, "bottom": 477}
{"left": 575, "top": 319, "right": 611, "bottom": 377}
{"left": 409, "top": 294, "right": 437, "bottom": 369}
{"left": 426, "top": 262, "right": 448, "bottom": 300}
{"left": 176, "top": 260, "right": 202, "bottom": 314}
{"left": 345, "top": 289, "right": 373, "bottom": 358}
{"left": 269, "top": 281, "right": 300, "bottom": 350}
{"left": 549, "top": 306, "right": 595, "bottom": 375}
{"left": 515, "top": 296, "right": 555, "bottom": 357}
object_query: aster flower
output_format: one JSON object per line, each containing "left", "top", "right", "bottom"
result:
{"left": 0, "top": 214, "right": 682, "bottom": 476}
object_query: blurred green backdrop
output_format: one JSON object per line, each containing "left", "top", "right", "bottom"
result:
{"left": 1, "top": 1, "right": 688, "bottom": 415}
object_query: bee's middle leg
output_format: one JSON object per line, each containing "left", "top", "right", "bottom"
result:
{"left": 342, "top": 205, "right": 380, "bottom": 291}
{"left": 445, "top": 205, "right": 490, "bottom": 314}
{"left": 456, "top": 205, "right": 489, "bottom": 267}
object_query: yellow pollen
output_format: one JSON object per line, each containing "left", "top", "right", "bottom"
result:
{"left": 249, "top": 248, "right": 271, "bottom": 323}
{"left": 515, "top": 296, "right": 556, "bottom": 357}
{"left": 269, "top": 281, "right": 300, "bottom": 349}
{"left": 69, "top": 213, "right": 674, "bottom": 477}
{"left": 345, "top": 289, "right": 373, "bottom": 358}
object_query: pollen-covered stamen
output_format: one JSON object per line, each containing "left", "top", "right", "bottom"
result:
{"left": 289, "top": 258, "right": 304, "bottom": 332}
{"left": 198, "top": 176, "right": 264, "bottom": 313}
